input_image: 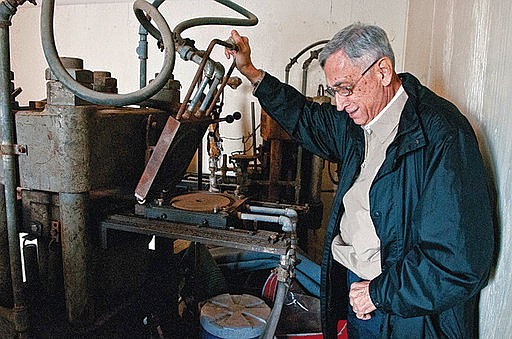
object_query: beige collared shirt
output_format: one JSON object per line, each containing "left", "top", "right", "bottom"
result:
{"left": 331, "top": 86, "right": 408, "bottom": 280}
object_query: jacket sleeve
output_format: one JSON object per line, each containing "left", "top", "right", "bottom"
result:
{"left": 369, "top": 117, "right": 494, "bottom": 317}
{"left": 254, "top": 72, "right": 350, "bottom": 161}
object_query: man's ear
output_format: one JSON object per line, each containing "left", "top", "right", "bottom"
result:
{"left": 377, "top": 57, "right": 393, "bottom": 87}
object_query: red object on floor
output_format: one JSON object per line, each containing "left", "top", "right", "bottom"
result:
{"left": 262, "top": 271, "right": 279, "bottom": 302}
{"left": 337, "top": 319, "right": 348, "bottom": 339}
{"left": 263, "top": 273, "right": 348, "bottom": 338}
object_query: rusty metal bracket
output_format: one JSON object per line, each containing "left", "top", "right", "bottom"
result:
{"left": 50, "top": 220, "right": 60, "bottom": 244}
{"left": 0, "top": 144, "right": 27, "bottom": 156}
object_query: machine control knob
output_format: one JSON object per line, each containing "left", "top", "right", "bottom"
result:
{"left": 213, "top": 111, "right": 242, "bottom": 124}
{"left": 225, "top": 111, "right": 242, "bottom": 123}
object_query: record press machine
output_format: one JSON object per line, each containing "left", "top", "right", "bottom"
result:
{"left": 0, "top": 0, "right": 326, "bottom": 337}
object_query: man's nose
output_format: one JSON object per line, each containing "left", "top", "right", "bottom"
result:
{"left": 336, "top": 94, "right": 350, "bottom": 111}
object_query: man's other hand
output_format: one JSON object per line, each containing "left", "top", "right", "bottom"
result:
{"left": 349, "top": 280, "right": 377, "bottom": 320}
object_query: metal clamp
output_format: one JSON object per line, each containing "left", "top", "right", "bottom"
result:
{"left": 1, "top": 144, "right": 27, "bottom": 156}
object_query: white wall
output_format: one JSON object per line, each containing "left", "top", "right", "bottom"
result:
{"left": 405, "top": 0, "right": 512, "bottom": 337}
{"left": 10, "top": 0, "right": 408, "bottom": 160}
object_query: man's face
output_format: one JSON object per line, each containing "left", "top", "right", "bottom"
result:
{"left": 324, "top": 50, "right": 384, "bottom": 125}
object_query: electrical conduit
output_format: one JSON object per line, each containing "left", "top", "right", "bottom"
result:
{"left": 0, "top": 0, "right": 31, "bottom": 336}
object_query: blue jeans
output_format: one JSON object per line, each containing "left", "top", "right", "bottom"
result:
{"left": 347, "top": 270, "right": 384, "bottom": 338}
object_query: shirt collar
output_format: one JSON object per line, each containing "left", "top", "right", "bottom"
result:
{"left": 362, "top": 85, "right": 407, "bottom": 143}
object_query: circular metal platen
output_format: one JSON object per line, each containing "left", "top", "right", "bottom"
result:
{"left": 170, "top": 192, "right": 235, "bottom": 213}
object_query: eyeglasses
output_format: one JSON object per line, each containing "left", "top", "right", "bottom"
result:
{"left": 325, "top": 58, "right": 381, "bottom": 97}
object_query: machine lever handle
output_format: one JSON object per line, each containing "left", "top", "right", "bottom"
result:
{"left": 212, "top": 111, "right": 242, "bottom": 124}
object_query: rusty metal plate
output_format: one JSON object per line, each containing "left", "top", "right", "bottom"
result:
{"left": 170, "top": 192, "right": 234, "bottom": 212}
{"left": 135, "top": 116, "right": 211, "bottom": 202}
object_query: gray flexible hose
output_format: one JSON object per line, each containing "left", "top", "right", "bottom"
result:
{"left": 138, "top": 0, "right": 258, "bottom": 43}
{"left": 261, "top": 280, "right": 288, "bottom": 339}
{"left": 41, "top": 0, "right": 175, "bottom": 106}
{"left": 174, "top": 0, "right": 258, "bottom": 36}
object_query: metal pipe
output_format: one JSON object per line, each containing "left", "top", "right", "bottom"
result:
{"left": 310, "top": 155, "right": 324, "bottom": 203}
{"left": 301, "top": 47, "right": 323, "bottom": 93}
{"left": 235, "top": 204, "right": 299, "bottom": 339}
{"left": 300, "top": 48, "right": 325, "bottom": 216}
{"left": 301, "top": 67, "right": 308, "bottom": 95}
{"left": 204, "top": 59, "right": 236, "bottom": 116}
{"left": 295, "top": 44, "right": 327, "bottom": 206}
{"left": 0, "top": 1, "right": 30, "bottom": 335}
{"left": 138, "top": 0, "right": 166, "bottom": 89}
{"left": 41, "top": 0, "right": 175, "bottom": 106}
{"left": 261, "top": 237, "right": 297, "bottom": 339}
{"left": 177, "top": 43, "right": 217, "bottom": 114}
{"left": 176, "top": 39, "right": 221, "bottom": 120}
{"left": 0, "top": 1, "right": 24, "bottom": 305}
{"left": 284, "top": 40, "right": 328, "bottom": 84}
{"left": 294, "top": 145, "right": 303, "bottom": 204}
{"left": 176, "top": 39, "right": 236, "bottom": 120}
{"left": 246, "top": 205, "right": 298, "bottom": 220}
{"left": 0, "top": 186, "right": 12, "bottom": 307}
{"left": 177, "top": 44, "right": 216, "bottom": 77}
{"left": 188, "top": 76, "right": 209, "bottom": 113}
{"left": 137, "top": 24, "right": 148, "bottom": 89}
{"left": 238, "top": 206, "right": 298, "bottom": 339}
{"left": 251, "top": 101, "right": 256, "bottom": 156}
{"left": 237, "top": 212, "right": 295, "bottom": 232}
{"left": 59, "top": 192, "right": 92, "bottom": 323}
{"left": 198, "top": 75, "right": 221, "bottom": 116}
{"left": 0, "top": 0, "right": 23, "bottom": 307}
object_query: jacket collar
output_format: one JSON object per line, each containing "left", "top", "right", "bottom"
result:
{"left": 393, "top": 73, "right": 427, "bottom": 159}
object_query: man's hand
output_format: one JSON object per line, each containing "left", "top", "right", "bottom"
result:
{"left": 349, "top": 280, "right": 377, "bottom": 320}
{"left": 224, "top": 30, "right": 263, "bottom": 84}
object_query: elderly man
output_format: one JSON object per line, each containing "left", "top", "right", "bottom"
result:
{"left": 226, "top": 23, "right": 494, "bottom": 338}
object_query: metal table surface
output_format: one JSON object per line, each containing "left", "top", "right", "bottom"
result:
{"left": 101, "top": 214, "right": 290, "bottom": 255}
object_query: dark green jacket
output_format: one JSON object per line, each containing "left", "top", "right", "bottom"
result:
{"left": 254, "top": 72, "right": 494, "bottom": 338}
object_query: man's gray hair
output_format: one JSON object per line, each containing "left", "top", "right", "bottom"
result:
{"left": 319, "top": 23, "right": 395, "bottom": 69}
